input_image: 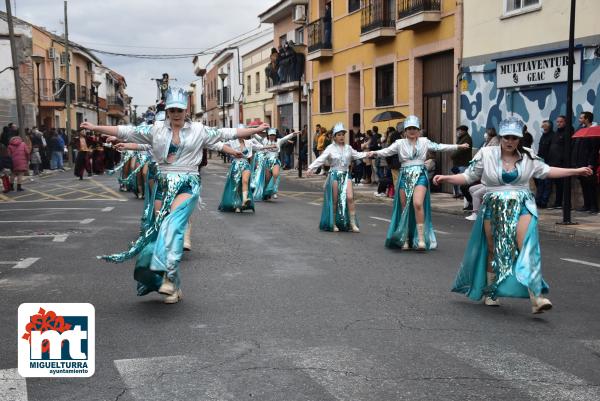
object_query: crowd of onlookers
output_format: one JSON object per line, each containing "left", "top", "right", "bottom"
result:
{"left": 0, "top": 123, "right": 121, "bottom": 193}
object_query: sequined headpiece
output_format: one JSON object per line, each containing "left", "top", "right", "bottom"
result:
{"left": 403, "top": 115, "right": 420, "bottom": 130}
{"left": 333, "top": 122, "right": 346, "bottom": 135}
{"left": 498, "top": 117, "right": 524, "bottom": 137}
{"left": 165, "top": 87, "right": 188, "bottom": 110}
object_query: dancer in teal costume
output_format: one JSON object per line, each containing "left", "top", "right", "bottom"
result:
{"left": 368, "top": 115, "right": 468, "bottom": 250}
{"left": 259, "top": 129, "right": 298, "bottom": 200}
{"left": 81, "top": 87, "right": 268, "bottom": 304}
{"left": 218, "top": 136, "right": 274, "bottom": 213}
{"left": 434, "top": 117, "right": 592, "bottom": 313}
{"left": 308, "top": 123, "right": 367, "bottom": 232}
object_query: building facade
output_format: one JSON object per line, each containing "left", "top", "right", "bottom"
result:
{"left": 460, "top": 0, "right": 600, "bottom": 148}
{"left": 242, "top": 40, "right": 275, "bottom": 126}
{"left": 306, "top": 0, "right": 461, "bottom": 172}
{"left": 259, "top": 0, "right": 309, "bottom": 133}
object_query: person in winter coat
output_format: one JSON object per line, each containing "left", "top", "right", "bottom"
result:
{"left": 7, "top": 136, "right": 30, "bottom": 191}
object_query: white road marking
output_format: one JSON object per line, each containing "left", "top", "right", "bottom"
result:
{"left": 0, "top": 219, "right": 93, "bottom": 224}
{"left": 369, "top": 216, "right": 390, "bottom": 222}
{"left": 0, "top": 234, "right": 68, "bottom": 242}
{"left": 0, "top": 368, "right": 27, "bottom": 401}
{"left": 0, "top": 198, "right": 126, "bottom": 203}
{"left": 0, "top": 207, "right": 111, "bottom": 212}
{"left": 439, "top": 343, "right": 600, "bottom": 401}
{"left": 114, "top": 356, "right": 230, "bottom": 401}
{"left": 12, "top": 258, "right": 40, "bottom": 269}
{"left": 561, "top": 258, "right": 600, "bottom": 268}
{"left": 308, "top": 202, "right": 321, "bottom": 206}
{"left": 434, "top": 229, "right": 450, "bottom": 235}
{"left": 581, "top": 340, "right": 600, "bottom": 354}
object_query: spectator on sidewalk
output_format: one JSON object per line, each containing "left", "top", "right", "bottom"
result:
{"left": 48, "top": 130, "right": 65, "bottom": 170}
{"left": 1, "top": 123, "right": 18, "bottom": 147}
{"left": 522, "top": 124, "right": 534, "bottom": 148}
{"left": 571, "top": 111, "right": 599, "bottom": 214}
{"left": 7, "top": 135, "right": 30, "bottom": 191}
{"left": 316, "top": 126, "right": 328, "bottom": 174}
{"left": 549, "top": 115, "right": 568, "bottom": 208}
{"left": 361, "top": 130, "right": 373, "bottom": 184}
{"left": 535, "top": 120, "right": 555, "bottom": 208}
{"left": 386, "top": 126, "right": 402, "bottom": 188}
{"left": 450, "top": 125, "right": 473, "bottom": 199}
{"left": 0, "top": 144, "right": 12, "bottom": 193}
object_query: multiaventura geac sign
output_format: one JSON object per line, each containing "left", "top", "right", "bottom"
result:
{"left": 496, "top": 49, "right": 582, "bottom": 88}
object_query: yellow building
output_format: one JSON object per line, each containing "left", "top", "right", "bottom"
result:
{"left": 242, "top": 41, "right": 275, "bottom": 126}
{"left": 307, "top": 0, "right": 461, "bottom": 160}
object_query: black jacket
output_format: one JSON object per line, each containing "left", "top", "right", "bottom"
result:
{"left": 451, "top": 132, "right": 473, "bottom": 167}
{"left": 547, "top": 127, "right": 566, "bottom": 167}
{"left": 537, "top": 130, "right": 553, "bottom": 161}
{"left": 571, "top": 127, "right": 600, "bottom": 168}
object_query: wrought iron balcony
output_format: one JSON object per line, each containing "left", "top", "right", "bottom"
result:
{"left": 396, "top": 0, "right": 441, "bottom": 30}
{"left": 39, "top": 79, "right": 75, "bottom": 106}
{"left": 360, "top": 0, "right": 396, "bottom": 43}
{"left": 307, "top": 18, "right": 333, "bottom": 61}
{"left": 107, "top": 95, "right": 125, "bottom": 117}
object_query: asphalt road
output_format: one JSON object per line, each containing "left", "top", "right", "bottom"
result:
{"left": 0, "top": 163, "right": 599, "bottom": 401}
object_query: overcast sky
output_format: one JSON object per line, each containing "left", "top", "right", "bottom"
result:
{"left": 1, "top": 0, "right": 275, "bottom": 108}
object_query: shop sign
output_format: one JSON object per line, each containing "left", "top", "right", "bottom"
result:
{"left": 496, "top": 49, "right": 581, "bottom": 88}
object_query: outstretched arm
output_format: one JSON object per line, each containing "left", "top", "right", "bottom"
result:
{"left": 236, "top": 123, "right": 270, "bottom": 139}
{"left": 80, "top": 122, "right": 118, "bottom": 136}
{"left": 546, "top": 166, "right": 592, "bottom": 179}
{"left": 432, "top": 174, "right": 468, "bottom": 186}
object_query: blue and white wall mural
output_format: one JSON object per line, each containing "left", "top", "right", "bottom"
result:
{"left": 460, "top": 47, "right": 600, "bottom": 150}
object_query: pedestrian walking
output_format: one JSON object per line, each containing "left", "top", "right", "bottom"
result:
{"left": 433, "top": 117, "right": 592, "bottom": 313}
{"left": 367, "top": 115, "right": 468, "bottom": 251}
{"left": 7, "top": 136, "right": 30, "bottom": 191}
{"left": 307, "top": 123, "right": 367, "bottom": 232}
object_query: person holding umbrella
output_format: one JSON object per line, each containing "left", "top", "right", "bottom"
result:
{"left": 434, "top": 117, "right": 592, "bottom": 313}
{"left": 367, "top": 115, "right": 467, "bottom": 251}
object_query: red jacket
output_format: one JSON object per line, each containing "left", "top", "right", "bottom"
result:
{"left": 7, "top": 136, "right": 30, "bottom": 172}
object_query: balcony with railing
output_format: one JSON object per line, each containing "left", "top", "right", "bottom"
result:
{"left": 39, "top": 79, "right": 76, "bottom": 108}
{"left": 217, "top": 87, "right": 232, "bottom": 107}
{"left": 360, "top": 0, "right": 396, "bottom": 43}
{"left": 107, "top": 95, "right": 125, "bottom": 117}
{"left": 396, "top": 0, "right": 441, "bottom": 30}
{"left": 307, "top": 18, "right": 333, "bottom": 61}
{"left": 78, "top": 85, "right": 88, "bottom": 104}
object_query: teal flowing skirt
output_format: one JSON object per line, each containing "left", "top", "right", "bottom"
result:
{"left": 218, "top": 159, "right": 254, "bottom": 212}
{"left": 385, "top": 165, "right": 436, "bottom": 249}
{"left": 99, "top": 173, "right": 200, "bottom": 296}
{"left": 250, "top": 153, "right": 267, "bottom": 201}
{"left": 263, "top": 156, "right": 281, "bottom": 199}
{"left": 139, "top": 162, "right": 158, "bottom": 234}
{"left": 319, "top": 170, "right": 358, "bottom": 232}
{"left": 452, "top": 190, "right": 549, "bottom": 300}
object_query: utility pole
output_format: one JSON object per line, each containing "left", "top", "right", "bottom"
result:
{"left": 560, "top": 0, "right": 576, "bottom": 225}
{"left": 64, "top": 0, "right": 73, "bottom": 165}
{"left": 5, "top": 0, "right": 26, "bottom": 139}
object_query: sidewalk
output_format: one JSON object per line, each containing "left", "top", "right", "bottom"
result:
{"left": 276, "top": 168, "right": 600, "bottom": 243}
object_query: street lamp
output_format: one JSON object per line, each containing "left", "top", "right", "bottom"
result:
{"left": 92, "top": 80, "right": 101, "bottom": 125}
{"left": 218, "top": 71, "right": 228, "bottom": 129}
{"left": 31, "top": 55, "right": 44, "bottom": 129}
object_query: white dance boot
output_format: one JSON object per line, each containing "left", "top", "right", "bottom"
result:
{"left": 416, "top": 224, "right": 426, "bottom": 251}
{"left": 350, "top": 212, "right": 360, "bottom": 233}
{"left": 158, "top": 273, "right": 175, "bottom": 295}
{"left": 402, "top": 241, "right": 411, "bottom": 250}
{"left": 529, "top": 290, "right": 552, "bottom": 314}
{"left": 183, "top": 222, "right": 192, "bottom": 251}
{"left": 242, "top": 191, "right": 250, "bottom": 206}
{"left": 484, "top": 272, "right": 500, "bottom": 306}
{"left": 163, "top": 288, "right": 182, "bottom": 304}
